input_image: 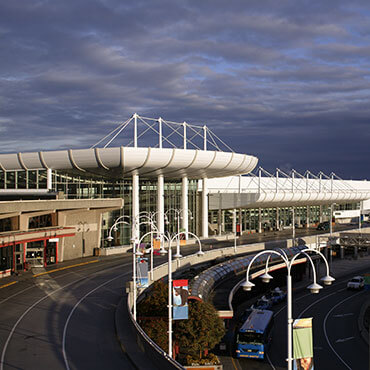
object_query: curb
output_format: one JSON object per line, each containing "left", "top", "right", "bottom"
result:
{"left": 115, "top": 296, "right": 140, "bottom": 370}
{"left": 358, "top": 296, "right": 370, "bottom": 344}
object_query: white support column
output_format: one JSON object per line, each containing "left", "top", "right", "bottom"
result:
{"left": 218, "top": 191, "right": 222, "bottom": 236}
{"left": 183, "top": 122, "right": 187, "bottom": 149}
{"left": 157, "top": 175, "right": 164, "bottom": 236}
{"left": 134, "top": 113, "right": 138, "bottom": 148}
{"left": 258, "top": 208, "right": 262, "bottom": 233}
{"left": 217, "top": 209, "right": 222, "bottom": 236}
{"left": 181, "top": 176, "right": 188, "bottom": 238}
{"left": 46, "top": 168, "right": 52, "bottom": 190}
{"left": 239, "top": 208, "right": 243, "bottom": 235}
{"left": 306, "top": 172, "right": 309, "bottom": 192}
{"left": 158, "top": 117, "right": 162, "bottom": 149}
{"left": 202, "top": 178, "right": 209, "bottom": 238}
{"left": 276, "top": 207, "right": 280, "bottom": 231}
{"left": 276, "top": 169, "right": 279, "bottom": 193}
{"left": 258, "top": 168, "right": 261, "bottom": 193}
{"left": 306, "top": 206, "right": 310, "bottom": 228}
{"left": 132, "top": 173, "right": 140, "bottom": 240}
{"left": 203, "top": 126, "right": 207, "bottom": 150}
{"left": 331, "top": 174, "right": 333, "bottom": 193}
{"left": 232, "top": 209, "right": 237, "bottom": 234}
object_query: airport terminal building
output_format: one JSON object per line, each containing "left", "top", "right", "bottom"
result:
{"left": 1, "top": 114, "right": 370, "bottom": 276}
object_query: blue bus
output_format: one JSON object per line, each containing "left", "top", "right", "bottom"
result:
{"left": 235, "top": 309, "right": 274, "bottom": 359}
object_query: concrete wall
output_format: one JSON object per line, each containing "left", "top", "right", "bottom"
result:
{"left": 58, "top": 209, "right": 102, "bottom": 261}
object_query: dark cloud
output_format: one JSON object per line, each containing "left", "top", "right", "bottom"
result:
{"left": 0, "top": 0, "right": 369, "bottom": 179}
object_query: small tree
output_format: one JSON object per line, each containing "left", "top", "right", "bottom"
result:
{"left": 138, "top": 279, "right": 168, "bottom": 317}
{"left": 175, "top": 300, "right": 225, "bottom": 360}
{"left": 142, "top": 318, "right": 168, "bottom": 351}
{"left": 137, "top": 280, "right": 225, "bottom": 362}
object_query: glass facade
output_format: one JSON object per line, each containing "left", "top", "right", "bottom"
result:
{"left": 0, "top": 169, "right": 361, "bottom": 243}
{"left": 0, "top": 169, "right": 199, "bottom": 246}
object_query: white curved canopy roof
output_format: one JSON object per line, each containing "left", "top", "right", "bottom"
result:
{"left": 207, "top": 175, "right": 370, "bottom": 209}
{"left": 0, "top": 147, "right": 258, "bottom": 180}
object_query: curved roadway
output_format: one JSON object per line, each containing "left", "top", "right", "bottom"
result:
{"left": 0, "top": 256, "right": 139, "bottom": 370}
{"left": 0, "top": 226, "right": 367, "bottom": 370}
{"left": 268, "top": 267, "right": 370, "bottom": 370}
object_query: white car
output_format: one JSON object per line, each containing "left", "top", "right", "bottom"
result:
{"left": 347, "top": 276, "right": 364, "bottom": 290}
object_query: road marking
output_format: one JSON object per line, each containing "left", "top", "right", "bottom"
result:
{"left": 32, "top": 260, "right": 99, "bottom": 277}
{"left": 336, "top": 337, "right": 355, "bottom": 343}
{"left": 323, "top": 291, "right": 364, "bottom": 370}
{"left": 62, "top": 271, "right": 128, "bottom": 370}
{"left": 266, "top": 352, "right": 276, "bottom": 369}
{"left": 230, "top": 355, "right": 241, "bottom": 370}
{"left": 0, "top": 281, "right": 17, "bottom": 289}
{"left": 333, "top": 313, "right": 354, "bottom": 318}
{"left": 0, "top": 262, "right": 129, "bottom": 370}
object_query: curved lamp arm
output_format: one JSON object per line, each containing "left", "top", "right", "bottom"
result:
{"left": 243, "top": 250, "right": 289, "bottom": 290}
{"left": 107, "top": 220, "right": 130, "bottom": 240}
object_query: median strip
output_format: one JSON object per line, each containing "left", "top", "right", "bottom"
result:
{"left": 33, "top": 260, "right": 99, "bottom": 277}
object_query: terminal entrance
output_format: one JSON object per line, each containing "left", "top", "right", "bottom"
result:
{"left": 14, "top": 244, "right": 24, "bottom": 272}
{"left": 26, "top": 241, "right": 44, "bottom": 267}
{"left": 26, "top": 239, "right": 58, "bottom": 268}
{"left": 45, "top": 240, "right": 57, "bottom": 265}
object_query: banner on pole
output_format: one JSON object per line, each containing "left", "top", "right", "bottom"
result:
{"left": 153, "top": 238, "right": 161, "bottom": 250}
{"left": 173, "top": 279, "right": 189, "bottom": 320}
{"left": 179, "top": 233, "right": 186, "bottom": 246}
{"left": 364, "top": 274, "right": 370, "bottom": 290}
{"left": 136, "top": 257, "right": 148, "bottom": 288}
{"left": 293, "top": 317, "right": 314, "bottom": 370}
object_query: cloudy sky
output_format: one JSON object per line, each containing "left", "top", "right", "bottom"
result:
{"left": 1, "top": 0, "right": 369, "bottom": 179}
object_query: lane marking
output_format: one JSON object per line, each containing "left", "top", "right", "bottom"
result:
{"left": 0, "top": 281, "right": 17, "bottom": 289}
{"left": 333, "top": 313, "right": 354, "bottom": 318}
{"left": 265, "top": 352, "right": 276, "bottom": 369}
{"left": 62, "top": 271, "right": 128, "bottom": 370}
{"left": 336, "top": 337, "right": 355, "bottom": 343}
{"left": 0, "top": 259, "right": 124, "bottom": 306}
{"left": 32, "top": 260, "right": 99, "bottom": 277}
{"left": 0, "top": 261, "right": 130, "bottom": 370}
{"left": 323, "top": 291, "right": 364, "bottom": 370}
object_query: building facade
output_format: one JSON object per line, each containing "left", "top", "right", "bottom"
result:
{"left": 1, "top": 115, "right": 370, "bottom": 276}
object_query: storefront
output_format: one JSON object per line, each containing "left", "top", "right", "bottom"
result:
{"left": 0, "top": 228, "right": 74, "bottom": 276}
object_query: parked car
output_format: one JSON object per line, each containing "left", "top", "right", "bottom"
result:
{"left": 268, "top": 287, "right": 287, "bottom": 304}
{"left": 251, "top": 296, "right": 273, "bottom": 310}
{"left": 316, "top": 221, "right": 330, "bottom": 231}
{"left": 347, "top": 276, "right": 364, "bottom": 290}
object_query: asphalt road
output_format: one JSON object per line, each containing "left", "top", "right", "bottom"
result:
{"left": 0, "top": 224, "right": 366, "bottom": 370}
{"left": 0, "top": 256, "right": 139, "bottom": 370}
{"left": 218, "top": 257, "right": 370, "bottom": 370}
{"left": 266, "top": 272, "right": 369, "bottom": 370}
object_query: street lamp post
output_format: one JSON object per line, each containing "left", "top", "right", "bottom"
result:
{"left": 165, "top": 208, "right": 193, "bottom": 258}
{"left": 329, "top": 203, "right": 337, "bottom": 236}
{"left": 359, "top": 203, "right": 362, "bottom": 234}
{"left": 106, "top": 220, "right": 130, "bottom": 244}
{"left": 241, "top": 248, "right": 334, "bottom": 370}
{"left": 329, "top": 203, "right": 337, "bottom": 267}
{"left": 136, "top": 230, "right": 161, "bottom": 280}
{"left": 160, "top": 230, "right": 204, "bottom": 358}
{"left": 77, "top": 221, "right": 90, "bottom": 257}
{"left": 291, "top": 207, "right": 296, "bottom": 247}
